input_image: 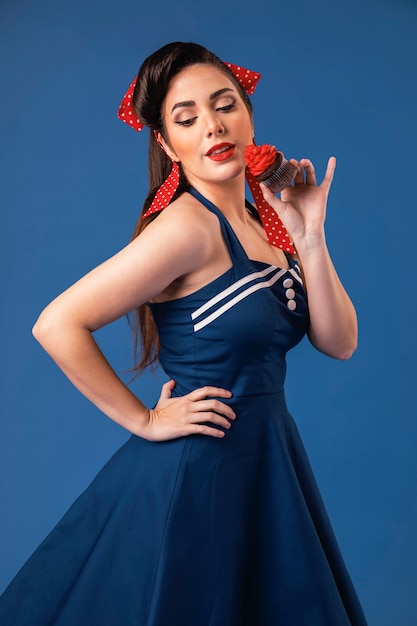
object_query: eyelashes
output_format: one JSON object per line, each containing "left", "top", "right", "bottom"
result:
{"left": 217, "top": 103, "right": 236, "bottom": 113}
{"left": 175, "top": 117, "right": 197, "bottom": 127}
{"left": 175, "top": 100, "right": 237, "bottom": 127}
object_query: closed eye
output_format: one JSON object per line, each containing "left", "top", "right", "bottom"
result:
{"left": 216, "top": 101, "right": 236, "bottom": 113}
{"left": 175, "top": 100, "right": 236, "bottom": 126}
{"left": 175, "top": 116, "right": 198, "bottom": 127}
{"left": 175, "top": 99, "right": 236, "bottom": 127}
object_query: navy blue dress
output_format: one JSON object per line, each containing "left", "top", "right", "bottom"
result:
{"left": 0, "top": 188, "right": 367, "bottom": 625}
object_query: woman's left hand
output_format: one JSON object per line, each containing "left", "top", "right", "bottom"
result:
{"left": 261, "top": 155, "right": 358, "bottom": 360}
{"left": 260, "top": 156, "right": 336, "bottom": 246}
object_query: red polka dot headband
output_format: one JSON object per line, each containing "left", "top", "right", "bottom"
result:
{"left": 117, "top": 63, "right": 260, "bottom": 132}
{"left": 118, "top": 62, "right": 294, "bottom": 253}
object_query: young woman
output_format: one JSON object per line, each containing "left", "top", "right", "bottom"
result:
{"left": 0, "top": 42, "right": 367, "bottom": 625}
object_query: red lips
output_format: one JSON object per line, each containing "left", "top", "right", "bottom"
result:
{"left": 206, "top": 143, "right": 235, "bottom": 161}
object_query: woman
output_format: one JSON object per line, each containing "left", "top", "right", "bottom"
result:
{"left": 0, "top": 42, "right": 367, "bottom": 625}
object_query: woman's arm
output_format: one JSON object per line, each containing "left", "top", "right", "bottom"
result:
{"left": 33, "top": 202, "right": 236, "bottom": 439}
{"left": 290, "top": 232, "right": 357, "bottom": 360}
{"left": 261, "top": 157, "right": 358, "bottom": 360}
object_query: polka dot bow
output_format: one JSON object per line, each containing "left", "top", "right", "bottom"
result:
{"left": 117, "top": 62, "right": 261, "bottom": 131}
{"left": 117, "top": 61, "right": 294, "bottom": 251}
{"left": 117, "top": 77, "right": 143, "bottom": 131}
{"left": 245, "top": 169, "right": 295, "bottom": 253}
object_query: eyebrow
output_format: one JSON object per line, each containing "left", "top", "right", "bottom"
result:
{"left": 170, "top": 88, "right": 235, "bottom": 114}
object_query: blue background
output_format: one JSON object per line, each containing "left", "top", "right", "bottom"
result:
{"left": 1, "top": 0, "right": 416, "bottom": 623}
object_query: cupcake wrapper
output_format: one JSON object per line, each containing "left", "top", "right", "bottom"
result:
{"left": 261, "top": 158, "right": 297, "bottom": 193}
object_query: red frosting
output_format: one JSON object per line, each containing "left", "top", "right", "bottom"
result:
{"left": 244, "top": 144, "right": 278, "bottom": 177}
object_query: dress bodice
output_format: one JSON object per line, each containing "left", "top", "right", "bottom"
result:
{"left": 149, "top": 188, "right": 309, "bottom": 398}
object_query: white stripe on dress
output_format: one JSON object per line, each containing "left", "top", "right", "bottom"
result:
{"left": 193, "top": 268, "right": 287, "bottom": 332}
{"left": 191, "top": 264, "right": 278, "bottom": 321}
{"left": 289, "top": 266, "right": 303, "bottom": 284}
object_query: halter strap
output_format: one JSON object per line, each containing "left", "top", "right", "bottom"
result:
{"left": 188, "top": 188, "right": 259, "bottom": 265}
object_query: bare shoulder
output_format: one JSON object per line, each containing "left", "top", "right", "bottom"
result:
{"left": 137, "top": 192, "right": 217, "bottom": 269}
{"left": 37, "top": 193, "right": 221, "bottom": 329}
{"left": 150, "top": 192, "right": 214, "bottom": 235}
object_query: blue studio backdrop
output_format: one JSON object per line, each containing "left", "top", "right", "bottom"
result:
{"left": 1, "top": 1, "right": 416, "bottom": 624}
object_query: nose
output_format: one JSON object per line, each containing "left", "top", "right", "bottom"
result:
{"left": 206, "top": 113, "right": 224, "bottom": 137}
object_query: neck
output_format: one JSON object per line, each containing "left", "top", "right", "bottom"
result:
{"left": 186, "top": 172, "right": 249, "bottom": 223}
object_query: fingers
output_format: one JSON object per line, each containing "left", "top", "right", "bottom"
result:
{"left": 259, "top": 182, "right": 274, "bottom": 202}
{"left": 192, "top": 398, "right": 236, "bottom": 422}
{"left": 298, "top": 159, "right": 316, "bottom": 185}
{"left": 189, "top": 423, "right": 227, "bottom": 438}
{"left": 159, "top": 379, "right": 176, "bottom": 400}
{"left": 321, "top": 156, "right": 336, "bottom": 191}
{"left": 259, "top": 182, "right": 286, "bottom": 210}
{"left": 298, "top": 157, "right": 336, "bottom": 190}
{"left": 150, "top": 384, "right": 237, "bottom": 441}
{"left": 187, "top": 386, "right": 236, "bottom": 420}
{"left": 293, "top": 162, "right": 305, "bottom": 186}
{"left": 187, "top": 385, "right": 233, "bottom": 402}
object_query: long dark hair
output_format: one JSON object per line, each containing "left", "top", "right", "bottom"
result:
{"left": 129, "top": 42, "right": 253, "bottom": 374}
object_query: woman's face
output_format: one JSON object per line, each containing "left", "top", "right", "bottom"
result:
{"left": 159, "top": 64, "right": 254, "bottom": 189}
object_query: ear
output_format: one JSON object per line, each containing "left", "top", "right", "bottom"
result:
{"left": 155, "top": 131, "right": 180, "bottom": 163}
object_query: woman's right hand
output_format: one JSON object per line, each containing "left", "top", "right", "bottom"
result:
{"left": 142, "top": 380, "right": 236, "bottom": 441}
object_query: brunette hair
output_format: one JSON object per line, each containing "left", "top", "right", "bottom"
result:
{"left": 129, "top": 42, "right": 253, "bottom": 374}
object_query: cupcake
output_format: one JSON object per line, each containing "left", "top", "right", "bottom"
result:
{"left": 245, "top": 144, "right": 297, "bottom": 193}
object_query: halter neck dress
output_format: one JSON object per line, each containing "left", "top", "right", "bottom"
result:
{"left": 0, "top": 187, "right": 367, "bottom": 625}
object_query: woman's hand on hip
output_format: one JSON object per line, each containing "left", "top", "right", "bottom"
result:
{"left": 142, "top": 380, "right": 236, "bottom": 441}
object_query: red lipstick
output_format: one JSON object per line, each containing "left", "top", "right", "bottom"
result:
{"left": 206, "top": 143, "right": 235, "bottom": 161}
